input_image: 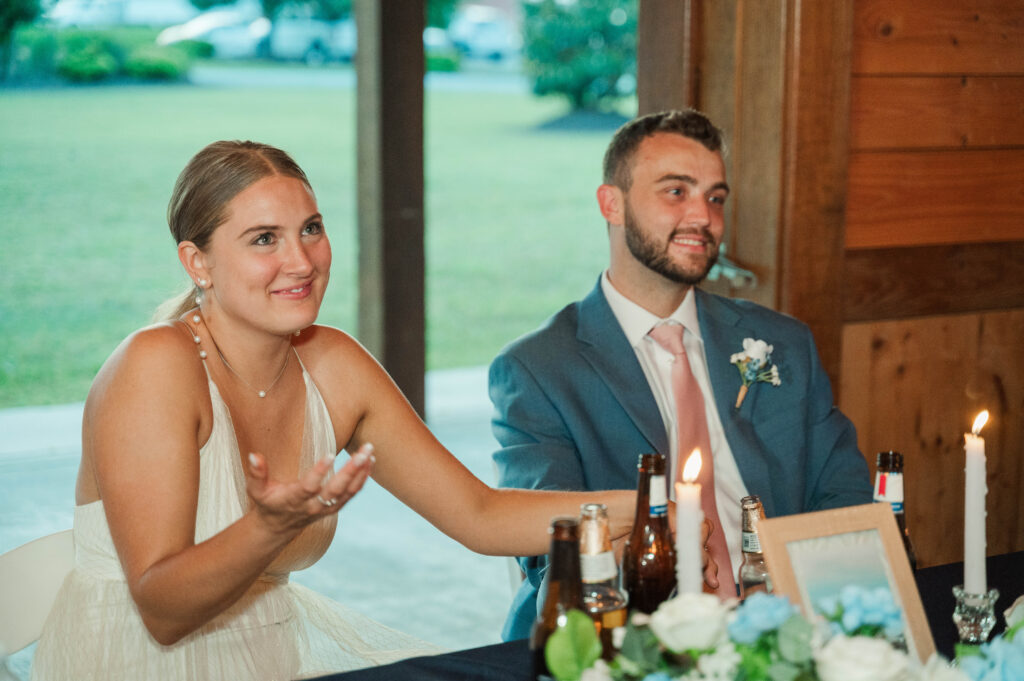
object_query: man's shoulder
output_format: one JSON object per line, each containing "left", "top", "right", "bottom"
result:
{"left": 698, "top": 289, "right": 812, "bottom": 342}
{"left": 495, "top": 299, "right": 585, "bottom": 366}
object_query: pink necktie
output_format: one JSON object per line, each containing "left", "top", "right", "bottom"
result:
{"left": 648, "top": 322, "right": 736, "bottom": 599}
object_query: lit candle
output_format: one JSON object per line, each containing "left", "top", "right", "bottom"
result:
{"left": 964, "top": 410, "right": 989, "bottom": 595}
{"left": 675, "top": 449, "right": 704, "bottom": 594}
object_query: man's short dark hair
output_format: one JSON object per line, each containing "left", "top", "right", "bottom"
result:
{"left": 602, "top": 109, "right": 724, "bottom": 189}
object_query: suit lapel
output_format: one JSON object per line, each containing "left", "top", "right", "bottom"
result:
{"left": 577, "top": 281, "right": 669, "bottom": 457}
{"left": 696, "top": 289, "right": 775, "bottom": 514}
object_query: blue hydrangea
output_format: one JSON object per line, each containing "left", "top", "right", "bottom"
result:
{"left": 819, "top": 585, "right": 904, "bottom": 640}
{"left": 959, "top": 634, "right": 1024, "bottom": 681}
{"left": 727, "top": 592, "right": 797, "bottom": 645}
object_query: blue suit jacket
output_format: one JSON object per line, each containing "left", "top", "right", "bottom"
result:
{"left": 489, "top": 279, "right": 872, "bottom": 640}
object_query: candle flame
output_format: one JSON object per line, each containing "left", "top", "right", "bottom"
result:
{"left": 682, "top": 449, "right": 702, "bottom": 483}
{"left": 972, "top": 410, "right": 989, "bottom": 436}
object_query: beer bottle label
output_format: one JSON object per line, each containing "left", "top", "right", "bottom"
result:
{"left": 649, "top": 475, "right": 667, "bottom": 516}
{"left": 742, "top": 530, "right": 761, "bottom": 553}
{"left": 873, "top": 472, "right": 904, "bottom": 512}
{"left": 581, "top": 551, "right": 618, "bottom": 583}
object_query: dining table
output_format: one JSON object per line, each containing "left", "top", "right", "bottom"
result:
{"left": 315, "top": 550, "right": 1024, "bottom": 681}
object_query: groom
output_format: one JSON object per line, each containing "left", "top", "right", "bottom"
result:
{"left": 489, "top": 109, "right": 872, "bottom": 640}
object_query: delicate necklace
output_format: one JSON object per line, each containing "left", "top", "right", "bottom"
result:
{"left": 190, "top": 312, "right": 291, "bottom": 398}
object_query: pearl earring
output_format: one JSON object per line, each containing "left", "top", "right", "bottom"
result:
{"left": 198, "top": 278, "right": 207, "bottom": 287}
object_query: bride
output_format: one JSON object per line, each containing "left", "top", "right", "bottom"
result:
{"left": 30, "top": 140, "right": 638, "bottom": 680}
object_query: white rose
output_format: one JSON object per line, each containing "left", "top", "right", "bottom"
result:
{"left": 742, "top": 338, "right": 773, "bottom": 363}
{"left": 913, "top": 654, "right": 971, "bottom": 681}
{"left": 649, "top": 593, "right": 729, "bottom": 653}
{"left": 815, "top": 635, "right": 911, "bottom": 681}
{"left": 580, "top": 659, "right": 614, "bottom": 681}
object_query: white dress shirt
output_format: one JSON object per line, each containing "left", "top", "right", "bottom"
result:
{"left": 601, "top": 271, "right": 748, "bottom": 580}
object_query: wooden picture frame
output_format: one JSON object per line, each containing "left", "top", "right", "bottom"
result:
{"left": 759, "top": 502, "right": 935, "bottom": 664}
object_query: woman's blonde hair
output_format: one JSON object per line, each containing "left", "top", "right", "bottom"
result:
{"left": 155, "top": 140, "right": 313, "bottom": 321}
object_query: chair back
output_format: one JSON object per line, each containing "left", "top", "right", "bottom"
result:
{"left": 0, "top": 530, "right": 74, "bottom": 654}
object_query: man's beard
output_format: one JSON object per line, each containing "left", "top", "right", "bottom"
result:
{"left": 623, "top": 202, "right": 718, "bottom": 286}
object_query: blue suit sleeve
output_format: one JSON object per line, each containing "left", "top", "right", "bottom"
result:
{"left": 800, "top": 325, "right": 873, "bottom": 510}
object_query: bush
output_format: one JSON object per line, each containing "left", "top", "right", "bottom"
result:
{"left": 56, "top": 39, "right": 118, "bottom": 82}
{"left": 426, "top": 48, "right": 460, "bottom": 72}
{"left": 124, "top": 44, "right": 188, "bottom": 80}
{"left": 9, "top": 25, "right": 195, "bottom": 83}
{"left": 522, "top": 0, "right": 637, "bottom": 111}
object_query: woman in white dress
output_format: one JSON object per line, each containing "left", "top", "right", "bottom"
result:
{"left": 30, "top": 141, "right": 638, "bottom": 681}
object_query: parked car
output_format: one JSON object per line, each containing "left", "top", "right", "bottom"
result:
{"left": 447, "top": 4, "right": 521, "bottom": 61}
{"left": 267, "top": 6, "right": 355, "bottom": 64}
{"left": 156, "top": 1, "right": 269, "bottom": 60}
{"left": 44, "top": 0, "right": 199, "bottom": 28}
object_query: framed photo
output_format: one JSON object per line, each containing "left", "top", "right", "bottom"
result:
{"left": 758, "top": 502, "right": 935, "bottom": 664}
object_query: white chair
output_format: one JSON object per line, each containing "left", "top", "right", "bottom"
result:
{"left": 0, "top": 530, "right": 74, "bottom": 655}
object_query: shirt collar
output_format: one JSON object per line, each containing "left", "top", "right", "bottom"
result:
{"left": 601, "top": 271, "right": 702, "bottom": 348}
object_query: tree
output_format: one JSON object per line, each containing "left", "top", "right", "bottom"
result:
{"left": 522, "top": 0, "right": 637, "bottom": 111}
{"left": 0, "top": 0, "right": 40, "bottom": 81}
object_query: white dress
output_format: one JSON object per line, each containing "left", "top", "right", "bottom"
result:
{"left": 31, "top": 359, "right": 439, "bottom": 680}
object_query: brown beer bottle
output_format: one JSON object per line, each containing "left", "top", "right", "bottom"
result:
{"left": 530, "top": 517, "right": 586, "bottom": 679}
{"left": 620, "top": 453, "right": 677, "bottom": 614}
{"left": 579, "top": 503, "right": 628, "bottom": 661}
{"left": 874, "top": 451, "right": 918, "bottom": 571}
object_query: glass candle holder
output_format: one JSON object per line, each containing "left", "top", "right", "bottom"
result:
{"left": 952, "top": 585, "right": 999, "bottom": 644}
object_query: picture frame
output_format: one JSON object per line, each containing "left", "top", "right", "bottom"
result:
{"left": 758, "top": 502, "right": 935, "bottom": 664}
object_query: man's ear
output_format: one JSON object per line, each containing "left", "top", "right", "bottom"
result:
{"left": 178, "top": 241, "right": 209, "bottom": 287}
{"left": 596, "top": 184, "right": 624, "bottom": 226}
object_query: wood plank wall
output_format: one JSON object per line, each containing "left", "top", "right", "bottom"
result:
{"left": 839, "top": 0, "right": 1024, "bottom": 567}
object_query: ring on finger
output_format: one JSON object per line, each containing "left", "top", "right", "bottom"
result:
{"left": 316, "top": 494, "right": 336, "bottom": 507}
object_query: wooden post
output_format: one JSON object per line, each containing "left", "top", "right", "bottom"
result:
{"left": 355, "top": 0, "right": 426, "bottom": 416}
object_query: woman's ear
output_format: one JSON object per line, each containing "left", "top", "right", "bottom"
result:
{"left": 596, "top": 184, "right": 624, "bottom": 226}
{"left": 178, "top": 241, "right": 209, "bottom": 287}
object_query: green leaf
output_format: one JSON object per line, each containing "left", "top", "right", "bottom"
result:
{"left": 777, "top": 615, "right": 814, "bottom": 664}
{"left": 1005, "top": 618, "right": 1024, "bottom": 642}
{"left": 617, "top": 618, "right": 663, "bottom": 671}
{"left": 545, "top": 609, "right": 603, "bottom": 681}
{"left": 767, "top": 659, "right": 801, "bottom": 681}
{"left": 955, "top": 642, "right": 983, "bottom": 659}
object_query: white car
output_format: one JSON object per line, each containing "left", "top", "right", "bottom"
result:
{"left": 156, "top": 1, "right": 270, "bottom": 60}
{"left": 447, "top": 4, "right": 521, "bottom": 61}
{"left": 267, "top": 6, "right": 355, "bottom": 64}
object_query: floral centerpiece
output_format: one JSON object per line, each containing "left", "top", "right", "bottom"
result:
{"left": 543, "top": 589, "right": 1024, "bottom": 681}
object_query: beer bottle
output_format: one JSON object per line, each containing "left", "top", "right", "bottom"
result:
{"left": 874, "top": 451, "right": 918, "bottom": 571}
{"left": 738, "top": 494, "right": 771, "bottom": 598}
{"left": 579, "top": 503, "right": 628, "bottom": 661}
{"left": 530, "top": 517, "right": 586, "bottom": 679}
{"left": 620, "top": 453, "right": 676, "bottom": 614}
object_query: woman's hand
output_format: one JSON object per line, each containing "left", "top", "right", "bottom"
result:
{"left": 701, "top": 518, "right": 720, "bottom": 590}
{"left": 244, "top": 443, "right": 375, "bottom": 534}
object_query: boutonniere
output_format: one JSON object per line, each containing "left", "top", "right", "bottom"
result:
{"left": 730, "top": 338, "right": 781, "bottom": 409}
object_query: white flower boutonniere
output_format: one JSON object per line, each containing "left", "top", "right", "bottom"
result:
{"left": 729, "top": 337, "right": 781, "bottom": 409}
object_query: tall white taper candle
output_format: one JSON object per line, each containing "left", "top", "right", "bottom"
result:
{"left": 963, "top": 410, "right": 989, "bottom": 595}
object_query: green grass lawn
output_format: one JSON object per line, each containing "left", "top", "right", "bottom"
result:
{"left": 0, "top": 77, "right": 629, "bottom": 407}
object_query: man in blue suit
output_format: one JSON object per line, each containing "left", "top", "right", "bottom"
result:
{"left": 490, "top": 109, "right": 872, "bottom": 640}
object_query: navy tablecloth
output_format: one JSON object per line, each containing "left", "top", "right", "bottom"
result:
{"left": 315, "top": 551, "right": 1024, "bottom": 681}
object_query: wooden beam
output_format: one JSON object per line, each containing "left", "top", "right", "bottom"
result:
{"left": 778, "top": 1, "right": 855, "bottom": 389}
{"left": 853, "top": 0, "right": 1024, "bottom": 75}
{"left": 636, "top": 0, "right": 696, "bottom": 113}
{"left": 846, "top": 149, "right": 1024, "bottom": 249}
{"left": 844, "top": 241, "right": 1024, "bottom": 322}
{"left": 851, "top": 76, "right": 1024, "bottom": 150}
{"left": 355, "top": 0, "right": 426, "bottom": 416}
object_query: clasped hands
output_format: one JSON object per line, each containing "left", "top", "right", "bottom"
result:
{"left": 244, "top": 443, "right": 376, "bottom": 533}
